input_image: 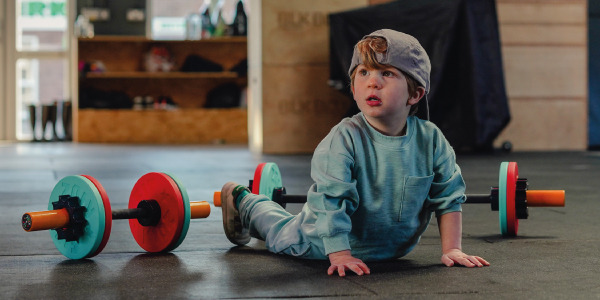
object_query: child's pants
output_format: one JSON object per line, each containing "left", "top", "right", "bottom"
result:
{"left": 238, "top": 193, "right": 327, "bottom": 260}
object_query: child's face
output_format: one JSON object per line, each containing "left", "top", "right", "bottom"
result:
{"left": 352, "top": 64, "right": 420, "bottom": 127}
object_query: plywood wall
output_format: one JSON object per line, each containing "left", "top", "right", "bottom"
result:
{"left": 367, "top": 0, "right": 589, "bottom": 150}
{"left": 249, "top": 0, "right": 368, "bottom": 154}
{"left": 494, "top": 0, "right": 588, "bottom": 150}
{"left": 249, "top": 0, "right": 589, "bottom": 153}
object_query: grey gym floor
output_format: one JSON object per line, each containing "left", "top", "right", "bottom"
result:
{"left": 1, "top": 142, "right": 598, "bottom": 299}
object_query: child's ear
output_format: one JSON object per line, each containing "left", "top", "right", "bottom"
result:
{"left": 407, "top": 87, "right": 426, "bottom": 105}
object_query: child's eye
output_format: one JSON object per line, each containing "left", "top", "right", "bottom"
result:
{"left": 359, "top": 69, "right": 368, "bottom": 76}
{"left": 382, "top": 70, "right": 395, "bottom": 77}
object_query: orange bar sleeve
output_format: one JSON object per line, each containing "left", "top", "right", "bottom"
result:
{"left": 213, "top": 191, "right": 222, "bottom": 207}
{"left": 190, "top": 201, "right": 211, "bottom": 219}
{"left": 22, "top": 208, "right": 70, "bottom": 232}
{"left": 526, "top": 190, "right": 565, "bottom": 207}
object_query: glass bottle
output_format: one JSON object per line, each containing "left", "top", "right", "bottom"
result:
{"left": 232, "top": 0, "right": 247, "bottom": 36}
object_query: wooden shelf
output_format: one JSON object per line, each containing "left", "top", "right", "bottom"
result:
{"left": 77, "top": 108, "right": 248, "bottom": 144}
{"left": 85, "top": 71, "right": 239, "bottom": 79}
{"left": 75, "top": 36, "right": 248, "bottom": 144}
{"left": 79, "top": 35, "right": 247, "bottom": 43}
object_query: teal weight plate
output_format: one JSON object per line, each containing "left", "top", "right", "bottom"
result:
{"left": 163, "top": 172, "right": 190, "bottom": 252}
{"left": 499, "top": 162, "right": 508, "bottom": 236}
{"left": 49, "top": 175, "right": 106, "bottom": 259}
{"left": 256, "top": 162, "right": 283, "bottom": 199}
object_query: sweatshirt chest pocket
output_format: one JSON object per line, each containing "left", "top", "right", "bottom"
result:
{"left": 398, "top": 175, "right": 434, "bottom": 222}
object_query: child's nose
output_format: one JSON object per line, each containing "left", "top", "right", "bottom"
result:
{"left": 367, "top": 75, "right": 382, "bottom": 89}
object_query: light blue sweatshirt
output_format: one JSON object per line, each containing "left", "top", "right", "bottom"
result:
{"left": 303, "top": 113, "right": 465, "bottom": 261}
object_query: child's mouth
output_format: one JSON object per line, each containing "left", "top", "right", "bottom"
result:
{"left": 366, "top": 96, "right": 382, "bottom": 106}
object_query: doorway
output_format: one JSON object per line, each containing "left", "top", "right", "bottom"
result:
{"left": 2, "top": 0, "right": 72, "bottom": 141}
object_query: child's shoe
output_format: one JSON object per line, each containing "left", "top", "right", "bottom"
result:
{"left": 221, "top": 182, "right": 251, "bottom": 245}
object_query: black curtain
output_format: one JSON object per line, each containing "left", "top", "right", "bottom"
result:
{"left": 329, "top": 0, "right": 509, "bottom": 152}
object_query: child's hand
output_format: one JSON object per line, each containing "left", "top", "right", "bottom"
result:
{"left": 328, "top": 250, "right": 371, "bottom": 276}
{"left": 441, "top": 249, "right": 490, "bottom": 267}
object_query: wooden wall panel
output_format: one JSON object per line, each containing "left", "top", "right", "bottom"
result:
{"left": 494, "top": 99, "right": 587, "bottom": 150}
{"left": 78, "top": 109, "right": 247, "bottom": 144}
{"left": 261, "top": 1, "right": 335, "bottom": 65}
{"left": 499, "top": 24, "right": 585, "bottom": 46}
{"left": 251, "top": 0, "right": 589, "bottom": 152}
{"left": 254, "top": 0, "right": 367, "bottom": 154}
{"left": 502, "top": 47, "right": 587, "bottom": 98}
{"left": 495, "top": 0, "right": 588, "bottom": 151}
{"left": 262, "top": 65, "right": 352, "bottom": 153}
{"left": 496, "top": 1, "right": 585, "bottom": 24}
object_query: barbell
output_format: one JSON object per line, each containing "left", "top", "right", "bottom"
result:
{"left": 21, "top": 172, "right": 211, "bottom": 259}
{"left": 214, "top": 161, "right": 565, "bottom": 236}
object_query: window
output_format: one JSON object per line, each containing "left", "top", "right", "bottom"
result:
{"left": 9, "top": 0, "right": 70, "bottom": 141}
{"left": 149, "top": 0, "right": 243, "bottom": 40}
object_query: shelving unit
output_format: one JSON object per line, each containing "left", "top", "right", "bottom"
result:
{"left": 84, "top": 71, "right": 239, "bottom": 79}
{"left": 74, "top": 36, "right": 248, "bottom": 144}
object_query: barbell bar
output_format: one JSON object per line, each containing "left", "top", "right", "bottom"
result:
{"left": 22, "top": 172, "right": 210, "bottom": 259}
{"left": 214, "top": 161, "right": 565, "bottom": 236}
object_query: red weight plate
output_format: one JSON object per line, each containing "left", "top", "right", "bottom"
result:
{"left": 506, "top": 162, "right": 519, "bottom": 236}
{"left": 252, "top": 163, "right": 266, "bottom": 194}
{"left": 81, "top": 175, "right": 112, "bottom": 258}
{"left": 128, "top": 172, "right": 185, "bottom": 253}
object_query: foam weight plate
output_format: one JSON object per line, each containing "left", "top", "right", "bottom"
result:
{"left": 129, "top": 172, "right": 185, "bottom": 253}
{"left": 252, "top": 163, "right": 266, "bottom": 194}
{"left": 506, "top": 162, "right": 519, "bottom": 236}
{"left": 162, "top": 173, "right": 190, "bottom": 252}
{"left": 253, "top": 162, "right": 283, "bottom": 199}
{"left": 49, "top": 176, "right": 106, "bottom": 259}
{"left": 499, "top": 162, "right": 508, "bottom": 236}
{"left": 80, "top": 175, "right": 112, "bottom": 258}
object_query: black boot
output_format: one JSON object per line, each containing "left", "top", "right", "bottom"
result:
{"left": 49, "top": 102, "right": 59, "bottom": 141}
{"left": 41, "top": 105, "right": 52, "bottom": 141}
{"left": 62, "top": 101, "right": 73, "bottom": 141}
{"left": 28, "top": 105, "right": 39, "bottom": 142}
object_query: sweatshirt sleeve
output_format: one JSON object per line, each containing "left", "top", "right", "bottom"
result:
{"left": 306, "top": 127, "right": 359, "bottom": 255}
{"left": 426, "top": 130, "right": 466, "bottom": 217}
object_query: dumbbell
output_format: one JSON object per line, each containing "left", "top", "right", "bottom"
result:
{"left": 22, "top": 172, "right": 211, "bottom": 259}
{"left": 214, "top": 162, "right": 565, "bottom": 237}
